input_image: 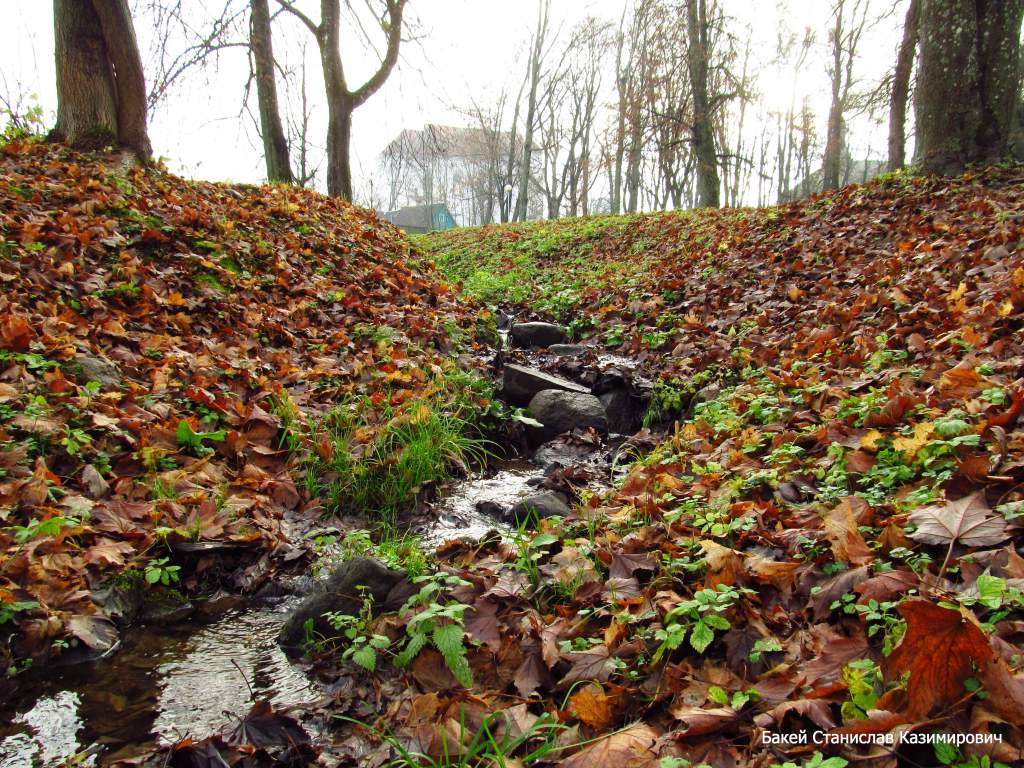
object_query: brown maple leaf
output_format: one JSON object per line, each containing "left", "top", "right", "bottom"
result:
{"left": 557, "top": 723, "right": 659, "bottom": 768}
{"left": 884, "top": 599, "right": 995, "bottom": 717}
{"left": 907, "top": 492, "right": 1007, "bottom": 548}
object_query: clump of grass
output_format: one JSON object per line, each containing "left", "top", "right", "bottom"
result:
{"left": 304, "top": 371, "right": 492, "bottom": 527}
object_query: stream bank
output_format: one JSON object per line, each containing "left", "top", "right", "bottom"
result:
{"left": 1, "top": 316, "right": 651, "bottom": 767}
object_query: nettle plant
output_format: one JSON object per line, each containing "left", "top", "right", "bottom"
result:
{"left": 326, "top": 588, "right": 391, "bottom": 672}
{"left": 653, "top": 583, "right": 752, "bottom": 661}
{"left": 394, "top": 572, "right": 474, "bottom": 688}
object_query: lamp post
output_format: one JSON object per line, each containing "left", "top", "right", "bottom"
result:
{"left": 503, "top": 183, "right": 513, "bottom": 222}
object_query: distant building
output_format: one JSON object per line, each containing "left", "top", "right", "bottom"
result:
{"left": 382, "top": 203, "right": 457, "bottom": 234}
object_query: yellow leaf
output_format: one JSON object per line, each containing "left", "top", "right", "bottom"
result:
{"left": 893, "top": 422, "right": 935, "bottom": 459}
{"left": 860, "top": 429, "right": 885, "bottom": 451}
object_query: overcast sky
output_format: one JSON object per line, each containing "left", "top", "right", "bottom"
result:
{"left": 1, "top": 1, "right": 903, "bottom": 203}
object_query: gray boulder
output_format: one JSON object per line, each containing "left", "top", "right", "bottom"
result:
{"left": 510, "top": 322, "right": 566, "bottom": 349}
{"left": 502, "top": 364, "right": 589, "bottom": 406}
{"left": 278, "top": 557, "right": 403, "bottom": 653}
{"left": 508, "top": 491, "right": 571, "bottom": 526}
{"left": 599, "top": 388, "right": 637, "bottom": 434}
{"left": 69, "top": 352, "right": 122, "bottom": 388}
{"left": 528, "top": 390, "right": 608, "bottom": 441}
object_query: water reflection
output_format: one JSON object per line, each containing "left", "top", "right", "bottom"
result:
{"left": 0, "top": 599, "right": 315, "bottom": 767}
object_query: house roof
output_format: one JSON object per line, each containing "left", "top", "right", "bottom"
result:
{"left": 383, "top": 203, "right": 452, "bottom": 229}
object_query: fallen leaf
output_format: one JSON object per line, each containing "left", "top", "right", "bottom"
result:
{"left": 907, "top": 492, "right": 1007, "bottom": 547}
{"left": 822, "top": 496, "right": 874, "bottom": 566}
{"left": 560, "top": 644, "right": 612, "bottom": 686}
{"left": 569, "top": 684, "right": 614, "bottom": 729}
{"left": 884, "top": 600, "right": 995, "bottom": 717}
{"left": 557, "top": 722, "right": 659, "bottom": 768}
{"left": 670, "top": 704, "right": 739, "bottom": 738}
{"left": 67, "top": 614, "right": 118, "bottom": 650}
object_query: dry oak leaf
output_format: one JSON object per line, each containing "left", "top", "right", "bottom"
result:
{"left": 569, "top": 683, "right": 615, "bottom": 730}
{"left": 884, "top": 600, "right": 995, "bottom": 717}
{"left": 556, "top": 723, "right": 660, "bottom": 768}
{"left": 907, "top": 492, "right": 1007, "bottom": 548}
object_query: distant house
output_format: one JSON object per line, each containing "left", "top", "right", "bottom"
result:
{"left": 382, "top": 203, "right": 457, "bottom": 234}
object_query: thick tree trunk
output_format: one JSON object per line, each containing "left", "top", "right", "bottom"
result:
{"left": 685, "top": 0, "right": 720, "bottom": 208}
{"left": 887, "top": 0, "right": 920, "bottom": 171}
{"left": 250, "top": 0, "right": 293, "bottom": 184}
{"left": 92, "top": 0, "right": 150, "bottom": 156}
{"left": 915, "top": 0, "right": 1024, "bottom": 175}
{"left": 54, "top": 0, "right": 118, "bottom": 148}
{"left": 324, "top": 93, "right": 355, "bottom": 200}
{"left": 53, "top": 0, "right": 151, "bottom": 157}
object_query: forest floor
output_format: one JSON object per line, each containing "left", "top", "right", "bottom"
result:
{"left": 1, "top": 141, "right": 1024, "bottom": 768}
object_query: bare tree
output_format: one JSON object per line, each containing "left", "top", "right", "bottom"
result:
{"left": 139, "top": 0, "right": 248, "bottom": 111}
{"left": 277, "top": 0, "right": 407, "bottom": 200}
{"left": 53, "top": 0, "right": 151, "bottom": 158}
{"left": 685, "top": 0, "right": 721, "bottom": 207}
{"left": 887, "top": 0, "right": 919, "bottom": 170}
{"left": 534, "top": 18, "right": 610, "bottom": 219}
{"left": 513, "top": 0, "right": 552, "bottom": 221}
{"left": 821, "top": 0, "right": 871, "bottom": 191}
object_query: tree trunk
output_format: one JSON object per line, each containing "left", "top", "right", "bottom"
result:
{"left": 887, "top": 0, "right": 919, "bottom": 171}
{"left": 915, "top": 0, "right": 1024, "bottom": 175}
{"left": 821, "top": 4, "right": 844, "bottom": 191}
{"left": 250, "top": 0, "right": 293, "bottom": 184}
{"left": 281, "top": 0, "right": 405, "bottom": 200}
{"left": 685, "top": 0, "right": 720, "bottom": 208}
{"left": 53, "top": 0, "right": 151, "bottom": 157}
{"left": 516, "top": 1, "right": 549, "bottom": 222}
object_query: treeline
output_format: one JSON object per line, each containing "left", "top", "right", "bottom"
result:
{"left": 21, "top": 1, "right": 1024, "bottom": 217}
{"left": 380, "top": 0, "right": 1024, "bottom": 225}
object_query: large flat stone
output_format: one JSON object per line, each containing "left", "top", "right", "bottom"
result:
{"left": 501, "top": 364, "right": 590, "bottom": 406}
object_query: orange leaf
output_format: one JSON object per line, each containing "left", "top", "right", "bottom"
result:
{"left": 569, "top": 684, "right": 614, "bottom": 730}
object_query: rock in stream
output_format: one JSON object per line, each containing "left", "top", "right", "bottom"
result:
{"left": 278, "top": 557, "right": 405, "bottom": 652}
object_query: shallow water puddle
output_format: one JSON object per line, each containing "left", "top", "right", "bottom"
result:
{"left": 0, "top": 599, "right": 315, "bottom": 767}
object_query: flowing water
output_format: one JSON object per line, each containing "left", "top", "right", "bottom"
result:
{"left": 0, "top": 598, "right": 316, "bottom": 766}
{"left": 0, "top": 462, "right": 544, "bottom": 768}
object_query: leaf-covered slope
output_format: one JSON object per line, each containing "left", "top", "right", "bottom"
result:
{"left": 0, "top": 141, "right": 484, "bottom": 662}
{"left": 407, "top": 169, "right": 1024, "bottom": 765}
{"left": 421, "top": 167, "right": 1024, "bottom": 380}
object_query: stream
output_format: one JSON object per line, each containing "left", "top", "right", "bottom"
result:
{"left": 0, "top": 462, "right": 548, "bottom": 767}
{"left": 0, "top": 325, "right": 638, "bottom": 767}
